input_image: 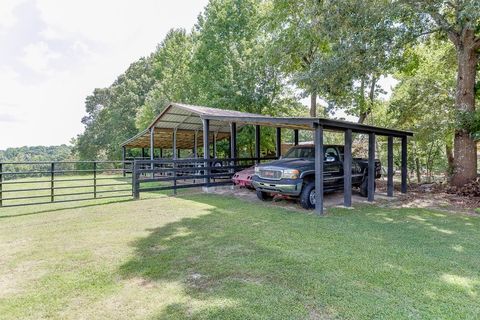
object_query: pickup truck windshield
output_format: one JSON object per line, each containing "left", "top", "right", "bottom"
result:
{"left": 283, "top": 147, "right": 315, "bottom": 159}
{"left": 283, "top": 146, "right": 341, "bottom": 160}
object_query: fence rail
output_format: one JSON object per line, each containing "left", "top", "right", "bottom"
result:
{"left": 132, "top": 156, "right": 277, "bottom": 199}
{"left": 0, "top": 161, "right": 132, "bottom": 208}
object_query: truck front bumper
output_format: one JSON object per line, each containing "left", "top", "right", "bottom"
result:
{"left": 252, "top": 177, "right": 303, "bottom": 196}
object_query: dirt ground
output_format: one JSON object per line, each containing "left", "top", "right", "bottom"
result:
{"left": 208, "top": 181, "right": 480, "bottom": 215}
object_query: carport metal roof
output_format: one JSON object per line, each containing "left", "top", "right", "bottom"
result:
{"left": 121, "top": 102, "right": 413, "bottom": 149}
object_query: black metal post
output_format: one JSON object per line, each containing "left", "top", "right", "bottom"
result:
{"left": 401, "top": 136, "right": 408, "bottom": 193}
{"left": 0, "top": 163, "right": 3, "bottom": 207}
{"left": 159, "top": 148, "right": 163, "bottom": 159}
{"left": 50, "top": 162, "right": 55, "bottom": 203}
{"left": 150, "top": 127, "right": 155, "bottom": 160}
{"left": 387, "top": 136, "right": 394, "bottom": 197}
{"left": 255, "top": 125, "right": 261, "bottom": 163}
{"left": 173, "top": 161, "right": 177, "bottom": 195}
{"left": 142, "top": 148, "right": 146, "bottom": 158}
{"left": 230, "top": 122, "right": 237, "bottom": 160}
{"left": 276, "top": 127, "right": 282, "bottom": 158}
{"left": 133, "top": 160, "right": 140, "bottom": 200}
{"left": 150, "top": 127, "right": 155, "bottom": 177}
{"left": 194, "top": 131, "right": 198, "bottom": 158}
{"left": 368, "top": 133, "right": 375, "bottom": 202}
{"left": 203, "top": 118, "right": 210, "bottom": 185}
{"left": 122, "top": 146, "right": 126, "bottom": 177}
{"left": 314, "top": 125, "right": 324, "bottom": 215}
{"left": 173, "top": 129, "right": 177, "bottom": 160}
{"left": 294, "top": 129, "right": 299, "bottom": 146}
{"left": 213, "top": 132, "right": 217, "bottom": 158}
{"left": 93, "top": 161, "right": 97, "bottom": 199}
{"left": 343, "top": 129, "right": 352, "bottom": 207}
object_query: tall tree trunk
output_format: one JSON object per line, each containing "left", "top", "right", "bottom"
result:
{"left": 415, "top": 157, "right": 421, "bottom": 183}
{"left": 358, "top": 76, "right": 376, "bottom": 124}
{"left": 445, "top": 142, "right": 454, "bottom": 180}
{"left": 451, "top": 36, "right": 478, "bottom": 186}
{"left": 310, "top": 90, "right": 317, "bottom": 117}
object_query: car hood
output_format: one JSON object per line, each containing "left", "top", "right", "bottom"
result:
{"left": 257, "top": 158, "right": 312, "bottom": 171}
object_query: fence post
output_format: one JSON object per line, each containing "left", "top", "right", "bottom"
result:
{"left": 50, "top": 162, "right": 55, "bottom": 203}
{"left": 93, "top": 161, "right": 97, "bottom": 199}
{"left": 173, "top": 160, "right": 177, "bottom": 195}
{"left": 0, "top": 163, "right": 3, "bottom": 207}
{"left": 122, "top": 147, "right": 126, "bottom": 177}
{"left": 133, "top": 160, "right": 140, "bottom": 200}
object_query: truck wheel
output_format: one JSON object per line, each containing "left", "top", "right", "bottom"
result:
{"left": 300, "top": 181, "right": 316, "bottom": 209}
{"left": 256, "top": 190, "right": 273, "bottom": 201}
{"left": 359, "top": 178, "right": 376, "bottom": 197}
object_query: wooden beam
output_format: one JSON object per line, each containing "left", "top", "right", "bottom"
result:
{"left": 314, "top": 124, "right": 324, "bottom": 215}
{"left": 343, "top": 129, "right": 352, "bottom": 207}
{"left": 387, "top": 136, "right": 394, "bottom": 197}
{"left": 276, "top": 127, "right": 282, "bottom": 158}
{"left": 401, "top": 136, "right": 407, "bottom": 193}
{"left": 368, "top": 133, "right": 375, "bottom": 202}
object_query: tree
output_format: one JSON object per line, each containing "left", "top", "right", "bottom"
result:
{"left": 75, "top": 57, "right": 156, "bottom": 160}
{"left": 136, "top": 29, "right": 195, "bottom": 130}
{"left": 403, "top": 0, "right": 479, "bottom": 186}
{"left": 389, "top": 39, "right": 457, "bottom": 181}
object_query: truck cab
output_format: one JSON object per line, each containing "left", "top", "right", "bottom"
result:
{"left": 252, "top": 144, "right": 381, "bottom": 209}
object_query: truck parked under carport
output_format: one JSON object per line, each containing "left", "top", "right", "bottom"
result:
{"left": 252, "top": 144, "right": 381, "bottom": 209}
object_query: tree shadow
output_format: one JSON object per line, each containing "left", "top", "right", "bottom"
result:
{"left": 0, "top": 197, "right": 133, "bottom": 219}
{"left": 118, "top": 194, "right": 480, "bottom": 319}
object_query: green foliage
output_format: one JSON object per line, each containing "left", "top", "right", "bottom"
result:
{"left": 457, "top": 109, "right": 480, "bottom": 140}
{"left": 0, "top": 145, "right": 74, "bottom": 163}
{"left": 75, "top": 58, "right": 156, "bottom": 160}
{"left": 389, "top": 39, "right": 457, "bottom": 181}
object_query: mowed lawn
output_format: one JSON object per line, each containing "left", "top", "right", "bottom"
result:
{"left": 1, "top": 194, "right": 479, "bottom": 319}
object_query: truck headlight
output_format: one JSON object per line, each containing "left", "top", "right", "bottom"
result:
{"left": 282, "top": 169, "right": 299, "bottom": 179}
{"left": 254, "top": 166, "right": 260, "bottom": 175}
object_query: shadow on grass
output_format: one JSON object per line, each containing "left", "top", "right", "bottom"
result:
{"left": 119, "top": 194, "right": 480, "bottom": 319}
{"left": 0, "top": 197, "right": 134, "bottom": 219}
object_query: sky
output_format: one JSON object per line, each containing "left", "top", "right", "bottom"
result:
{"left": 0, "top": 0, "right": 209, "bottom": 150}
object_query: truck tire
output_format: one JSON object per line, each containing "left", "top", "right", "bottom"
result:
{"left": 256, "top": 190, "right": 273, "bottom": 201}
{"left": 300, "top": 181, "right": 316, "bottom": 209}
{"left": 359, "top": 177, "right": 376, "bottom": 197}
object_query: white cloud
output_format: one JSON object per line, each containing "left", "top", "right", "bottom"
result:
{"left": 20, "top": 41, "right": 61, "bottom": 73}
{"left": 0, "top": 0, "right": 28, "bottom": 31}
{"left": 0, "top": 0, "right": 209, "bottom": 149}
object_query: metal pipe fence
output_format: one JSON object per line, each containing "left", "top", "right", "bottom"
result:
{"left": 132, "top": 156, "right": 277, "bottom": 199}
{"left": 0, "top": 161, "right": 133, "bottom": 208}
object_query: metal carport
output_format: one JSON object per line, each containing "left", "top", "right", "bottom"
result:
{"left": 122, "top": 102, "right": 413, "bottom": 214}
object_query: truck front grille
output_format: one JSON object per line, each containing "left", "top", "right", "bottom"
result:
{"left": 258, "top": 169, "right": 282, "bottom": 180}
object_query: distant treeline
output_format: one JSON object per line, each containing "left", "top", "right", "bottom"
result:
{"left": 0, "top": 145, "right": 74, "bottom": 163}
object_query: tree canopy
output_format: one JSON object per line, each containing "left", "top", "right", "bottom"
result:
{"left": 74, "top": 0, "right": 479, "bottom": 186}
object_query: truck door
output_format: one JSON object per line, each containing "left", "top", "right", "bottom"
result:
{"left": 324, "top": 146, "right": 343, "bottom": 187}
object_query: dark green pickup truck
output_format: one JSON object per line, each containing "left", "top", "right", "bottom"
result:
{"left": 252, "top": 144, "right": 381, "bottom": 209}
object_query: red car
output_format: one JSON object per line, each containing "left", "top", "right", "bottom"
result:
{"left": 232, "top": 166, "right": 255, "bottom": 188}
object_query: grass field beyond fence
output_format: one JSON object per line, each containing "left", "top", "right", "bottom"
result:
{"left": 1, "top": 193, "right": 479, "bottom": 319}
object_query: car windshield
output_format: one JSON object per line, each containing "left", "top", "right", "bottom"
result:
{"left": 283, "top": 147, "right": 315, "bottom": 159}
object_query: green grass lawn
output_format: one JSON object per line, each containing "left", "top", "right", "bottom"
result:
{"left": 1, "top": 193, "right": 479, "bottom": 319}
